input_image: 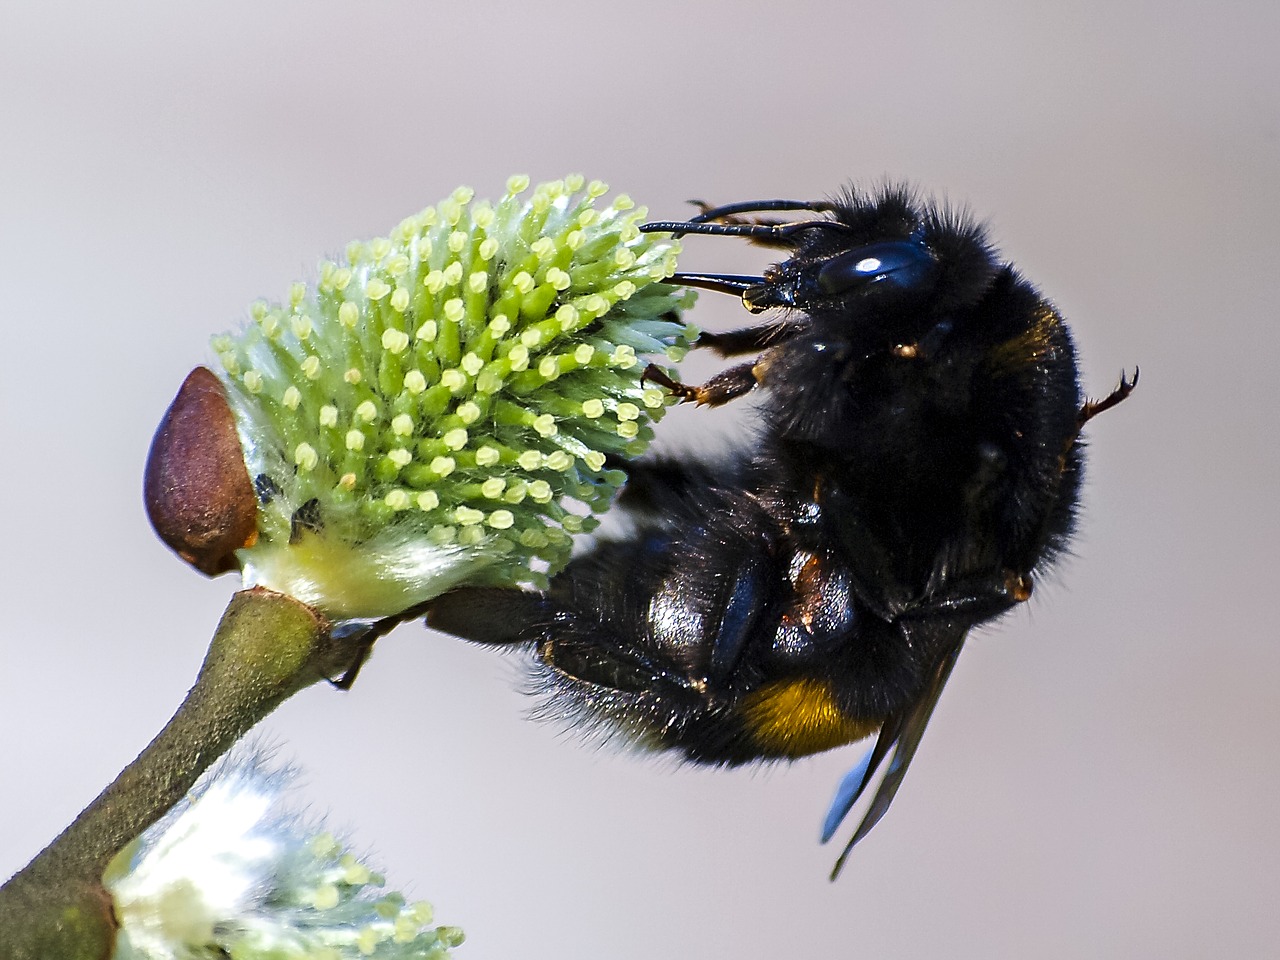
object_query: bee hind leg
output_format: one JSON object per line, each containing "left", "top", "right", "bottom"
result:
{"left": 326, "top": 598, "right": 441, "bottom": 689}
{"left": 428, "top": 586, "right": 705, "bottom": 699}
{"left": 426, "top": 586, "right": 550, "bottom": 647}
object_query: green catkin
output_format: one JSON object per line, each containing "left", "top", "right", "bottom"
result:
{"left": 213, "top": 176, "right": 694, "bottom": 619}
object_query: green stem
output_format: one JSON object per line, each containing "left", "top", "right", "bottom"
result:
{"left": 0, "top": 587, "right": 347, "bottom": 960}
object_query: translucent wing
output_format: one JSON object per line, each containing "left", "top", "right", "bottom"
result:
{"left": 823, "top": 637, "right": 966, "bottom": 879}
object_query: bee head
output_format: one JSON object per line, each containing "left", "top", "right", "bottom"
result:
{"left": 749, "top": 187, "right": 1002, "bottom": 325}
{"left": 643, "top": 185, "right": 1002, "bottom": 343}
{"left": 743, "top": 237, "right": 939, "bottom": 314}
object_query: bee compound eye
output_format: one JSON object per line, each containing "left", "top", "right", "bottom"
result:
{"left": 816, "top": 241, "right": 937, "bottom": 296}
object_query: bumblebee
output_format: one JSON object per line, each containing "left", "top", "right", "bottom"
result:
{"left": 425, "top": 184, "right": 1135, "bottom": 877}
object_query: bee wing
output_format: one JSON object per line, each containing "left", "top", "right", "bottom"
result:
{"left": 820, "top": 727, "right": 896, "bottom": 844}
{"left": 824, "top": 636, "right": 966, "bottom": 879}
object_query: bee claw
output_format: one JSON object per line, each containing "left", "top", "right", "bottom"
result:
{"left": 640, "top": 363, "right": 700, "bottom": 402}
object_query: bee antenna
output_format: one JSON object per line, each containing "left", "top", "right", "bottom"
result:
{"left": 686, "top": 198, "right": 839, "bottom": 224}
{"left": 664, "top": 272, "right": 764, "bottom": 296}
{"left": 639, "top": 219, "right": 850, "bottom": 241}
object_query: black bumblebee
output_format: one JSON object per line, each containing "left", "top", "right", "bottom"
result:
{"left": 425, "top": 184, "right": 1136, "bottom": 877}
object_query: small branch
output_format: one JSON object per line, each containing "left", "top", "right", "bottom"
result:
{"left": 0, "top": 587, "right": 348, "bottom": 960}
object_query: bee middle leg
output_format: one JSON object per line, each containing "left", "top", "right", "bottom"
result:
{"left": 600, "top": 453, "right": 745, "bottom": 517}
{"left": 696, "top": 320, "right": 798, "bottom": 357}
{"left": 1077, "top": 367, "right": 1139, "bottom": 431}
{"left": 906, "top": 569, "right": 1034, "bottom": 625}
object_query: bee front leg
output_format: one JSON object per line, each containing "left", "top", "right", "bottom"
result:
{"left": 641, "top": 361, "right": 760, "bottom": 406}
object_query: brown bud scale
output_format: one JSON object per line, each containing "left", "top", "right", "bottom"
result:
{"left": 144, "top": 366, "right": 258, "bottom": 575}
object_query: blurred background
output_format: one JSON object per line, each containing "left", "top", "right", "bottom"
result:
{"left": 2, "top": 1, "right": 1276, "bottom": 957}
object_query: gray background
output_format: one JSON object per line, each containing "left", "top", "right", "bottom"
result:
{"left": 3, "top": 2, "right": 1277, "bottom": 957}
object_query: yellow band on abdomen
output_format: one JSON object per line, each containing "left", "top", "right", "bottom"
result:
{"left": 741, "top": 677, "right": 878, "bottom": 758}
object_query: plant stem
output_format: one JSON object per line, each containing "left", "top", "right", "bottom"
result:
{"left": 0, "top": 587, "right": 346, "bottom": 960}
